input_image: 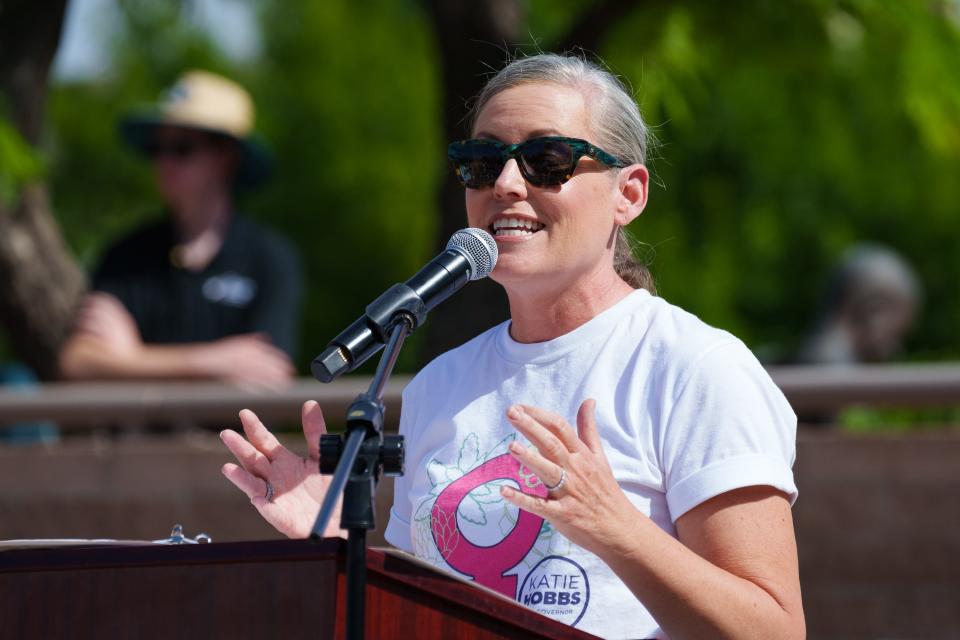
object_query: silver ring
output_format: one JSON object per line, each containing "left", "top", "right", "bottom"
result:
{"left": 264, "top": 480, "right": 274, "bottom": 503}
{"left": 544, "top": 468, "right": 567, "bottom": 493}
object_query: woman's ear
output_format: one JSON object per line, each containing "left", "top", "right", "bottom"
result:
{"left": 614, "top": 163, "right": 649, "bottom": 226}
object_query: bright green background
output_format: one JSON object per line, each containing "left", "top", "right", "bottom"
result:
{"left": 7, "top": 1, "right": 960, "bottom": 381}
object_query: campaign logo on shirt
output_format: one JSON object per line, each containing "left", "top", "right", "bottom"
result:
{"left": 429, "top": 452, "right": 546, "bottom": 598}
{"left": 413, "top": 432, "right": 588, "bottom": 628}
{"left": 202, "top": 273, "right": 257, "bottom": 307}
{"left": 518, "top": 556, "right": 590, "bottom": 626}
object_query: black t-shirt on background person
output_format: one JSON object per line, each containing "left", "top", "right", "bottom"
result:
{"left": 92, "top": 213, "right": 303, "bottom": 358}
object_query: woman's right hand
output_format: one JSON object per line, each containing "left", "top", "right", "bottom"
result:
{"left": 220, "top": 400, "right": 343, "bottom": 539}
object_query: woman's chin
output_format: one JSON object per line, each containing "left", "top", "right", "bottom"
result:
{"left": 490, "top": 260, "right": 555, "bottom": 291}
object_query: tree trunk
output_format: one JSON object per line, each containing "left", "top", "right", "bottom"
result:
{"left": 0, "top": 0, "right": 86, "bottom": 380}
{"left": 422, "top": 0, "right": 523, "bottom": 363}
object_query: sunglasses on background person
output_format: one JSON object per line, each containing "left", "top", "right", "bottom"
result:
{"left": 145, "top": 138, "right": 205, "bottom": 160}
{"left": 448, "top": 136, "right": 627, "bottom": 189}
{"left": 144, "top": 134, "right": 228, "bottom": 160}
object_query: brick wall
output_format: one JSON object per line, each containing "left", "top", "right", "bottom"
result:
{"left": 1, "top": 429, "right": 957, "bottom": 639}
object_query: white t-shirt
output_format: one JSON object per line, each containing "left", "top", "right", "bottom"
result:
{"left": 385, "top": 289, "right": 797, "bottom": 639}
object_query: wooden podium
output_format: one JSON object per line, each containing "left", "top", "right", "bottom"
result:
{"left": 0, "top": 538, "right": 599, "bottom": 639}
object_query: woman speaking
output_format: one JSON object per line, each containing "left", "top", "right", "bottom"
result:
{"left": 220, "top": 53, "right": 805, "bottom": 639}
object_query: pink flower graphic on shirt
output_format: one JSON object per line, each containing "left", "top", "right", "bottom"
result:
{"left": 430, "top": 453, "right": 547, "bottom": 597}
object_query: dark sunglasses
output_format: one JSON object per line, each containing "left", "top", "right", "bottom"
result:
{"left": 144, "top": 138, "right": 208, "bottom": 160}
{"left": 448, "top": 136, "right": 626, "bottom": 188}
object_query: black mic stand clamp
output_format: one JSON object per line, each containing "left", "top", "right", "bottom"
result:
{"left": 313, "top": 282, "right": 428, "bottom": 382}
{"left": 317, "top": 397, "right": 405, "bottom": 528}
{"left": 309, "top": 314, "right": 411, "bottom": 640}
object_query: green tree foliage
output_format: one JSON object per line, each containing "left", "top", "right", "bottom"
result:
{"left": 603, "top": 1, "right": 960, "bottom": 360}
{"left": 248, "top": 0, "right": 439, "bottom": 370}
{"left": 41, "top": 0, "right": 960, "bottom": 375}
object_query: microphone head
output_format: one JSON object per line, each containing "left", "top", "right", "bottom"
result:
{"left": 447, "top": 228, "right": 498, "bottom": 281}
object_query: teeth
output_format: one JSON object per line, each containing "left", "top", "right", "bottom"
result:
{"left": 491, "top": 217, "right": 544, "bottom": 236}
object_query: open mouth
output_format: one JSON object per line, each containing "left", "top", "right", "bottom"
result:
{"left": 490, "top": 217, "right": 546, "bottom": 237}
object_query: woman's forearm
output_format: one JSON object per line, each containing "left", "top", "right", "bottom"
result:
{"left": 596, "top": 495, "right": 805, "bottom": 640}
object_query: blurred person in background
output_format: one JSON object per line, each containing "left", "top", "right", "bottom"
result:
{"left": 797, "top": 243, "right": 920, "bottom": 366}
{"left": 58, "top": 71, "right": 302, "bottom": 388}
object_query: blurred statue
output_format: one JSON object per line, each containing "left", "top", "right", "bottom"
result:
{"left": 58, "top": 71, "right": 302, "bottom": 388}
{"left": 797, "top": 243, "right": 921, "bottom": 365}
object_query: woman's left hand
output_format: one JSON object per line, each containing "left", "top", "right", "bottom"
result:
{"left": 501, "top": 399, "right": 638, "bottom": 553}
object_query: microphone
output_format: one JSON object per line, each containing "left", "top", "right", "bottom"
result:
{"left": 311, "top": 228, "right": 498, "bottom": 382}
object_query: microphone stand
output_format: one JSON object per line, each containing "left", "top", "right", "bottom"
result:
{"left": 309, "top": 316, "right": 408, "bottom": 640}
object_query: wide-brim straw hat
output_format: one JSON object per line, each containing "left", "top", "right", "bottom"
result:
{"left": 119, "top": 70, "right": 271, "bottom": 189}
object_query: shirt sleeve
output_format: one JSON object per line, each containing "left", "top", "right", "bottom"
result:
{"left": 89, "top": 219, "right": 168, "bottom": 332}
{"left": 246, "top": 233, "right": 303, "bottom": 358}
{"left": 660, "top": 340, "right": 798, "bottom": 522}
{"left": 91, "top": 245, "right": 141, "bottom": 320}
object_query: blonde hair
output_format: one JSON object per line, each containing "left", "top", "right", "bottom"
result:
{"left": 469, "top": 53, "right": 656, "bottom": 292}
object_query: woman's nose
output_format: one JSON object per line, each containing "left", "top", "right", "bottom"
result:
{"left": 493, "top": 158, "right": 527, "bottom": 199}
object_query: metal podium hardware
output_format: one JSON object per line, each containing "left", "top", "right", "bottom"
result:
{"left": 153, "top": 524, "right": 213, "bottom": 545}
